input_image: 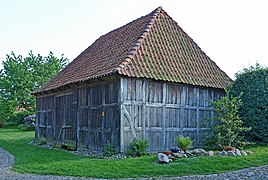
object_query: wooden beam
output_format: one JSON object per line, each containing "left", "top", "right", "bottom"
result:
{"left": 119, "top": 78, "right": 125, "bottom": 152}
{"left": 162, "top": 83, "right": 167, "bottom": 151}
{"left": 122, "top": 105, "right": 137, "bottom": 139}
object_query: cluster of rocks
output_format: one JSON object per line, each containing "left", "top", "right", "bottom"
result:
{"left": 218, "top": 149, "right": 252, "bottom": 156}
{"left": 158, "top": 148, "right": 253, "bottom": 163}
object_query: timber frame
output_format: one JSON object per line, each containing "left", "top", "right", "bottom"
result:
{"left": 36, "top": 76, "right": 223, "bottom": 152}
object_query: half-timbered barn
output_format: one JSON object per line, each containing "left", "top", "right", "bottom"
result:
{"left": 32, "top": 7, "right": 231, "bottom": 152}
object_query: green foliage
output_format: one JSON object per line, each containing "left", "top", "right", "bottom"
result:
{"left": 12, "top": 109, "right": 33, "bottom": 125}
{"left": 211, "top": 90, "right": 251, "bottom": 149}
{"left": 103, "top": 141, "right": 116, "bottom": 157}
{"left": 176, "top": 135, "right": 194, "bottom": 152}
{"left": 1, "top": 128, "right": 268, "bottom": 178}
{"left": 0, "top": 51, "right": 68, "bottom": 124}
{"left": 128, "top": 138, "right": 149, "bottom": 156}
{"left": 229, "top": 63, "right": 268, "bottom": 145}
{"left": 18, "top": 124, "right": 35, "bottom": 131}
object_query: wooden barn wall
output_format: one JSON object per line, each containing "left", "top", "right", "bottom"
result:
{"left": 120, "top": 77, "right": 224, "bottom": 152}
{"left": 36, "top": 80, "right": 120, "bottom": 151}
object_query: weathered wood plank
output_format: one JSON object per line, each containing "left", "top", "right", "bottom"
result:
{"left": 119, "top": 78, "right": 124, "bottom": 152}
{"left": 122, "top": 105, "right": 137, "bottom": 138}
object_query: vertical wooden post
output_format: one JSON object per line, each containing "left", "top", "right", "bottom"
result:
{"left": 142, "top": 80, "right": 146, "bottom": 139}
{"left": 211, "top": 90, "right": 215, "bottom": 124}
{"left": 180, "top": 85, "right": 186, "bottom": 134}
{"left": 76, "top": 93, "right": 80, "bottom": 147}
{"left": 196, "top": 88, "right": 200, "bottom": 144}
{"left": 119, "top": 78, "right": 125, "bottom": 152}
{"left": 35, "top": 110, "right": 40, "bottom": 139}
{"left": 101, "top": 84, "right": 105, "bottom": 150}
{"left": 162, "top": 83, "right": 167, "bottom": 150}
{"left": 52, "top": 96, "right": 56, "bottom": 140}
{"left": 86, "top": 88, "right": 91, "bottom": 149}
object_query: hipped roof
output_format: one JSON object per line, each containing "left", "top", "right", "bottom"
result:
{"left": 33, "top": 7, "right": 231, "bottom": 95}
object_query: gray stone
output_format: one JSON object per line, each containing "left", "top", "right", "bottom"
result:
{"left": 227, "top": 150, "right": 236, "bottom": 156}
{"left": 240, "top": 150, "right": 247, "bottom": 156}
{"left": 192, "top": 148, "right": 207, "bottom": 155}
{"left": 245, "top": 150, "right": 253, "bottom": 154}
{"left": 235, "top": 149, "right": 242, "bottom": 156}
{"left": 158, "top": 153, "right": 170, "bottom": 163}
{"left": 207, "top": 150, "right": 214, "bottom": 156}
{"left": 185, "top": 150, "right": 194, "bottom": 157}
{"left": 173, "top": 153, "right": 184, "bottom": 158}
{"left": 183, "top": 153, "right": 188, "bottom": 158}
{"left": 219, "top": 150, "right": 228, "bottom": 156}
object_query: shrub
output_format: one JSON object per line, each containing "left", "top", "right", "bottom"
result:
{"left": 103, "top": 141, "right": 116, "bottom": 157}
{"left": 11, "top": 109, "right": 33, "bottom": 125}
{"left": 18, "top": 124, "right": 35, "bottom": 131}
{"left": 229, "top": 63, "right": 268, "bottom": 145}
{"left": 211, "top": 90, "right": 251, "bottom": 149}
{"left": 128, "top": 138, "right": 149, "bottom": 157}
{"left": 176, "top": 135, "right": 194, "bottom": 152}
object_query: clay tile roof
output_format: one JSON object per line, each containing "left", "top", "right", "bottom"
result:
{"left": 33, "top": 6, "right": 231, "bottom": 95}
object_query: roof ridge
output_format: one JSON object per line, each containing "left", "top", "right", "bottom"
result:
{"left": 115, "top": 6, "right": 163, "bottom": 72}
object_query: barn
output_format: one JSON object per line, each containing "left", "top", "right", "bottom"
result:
{"left": 32, "top": 7, "right": 231, "bottom": 152}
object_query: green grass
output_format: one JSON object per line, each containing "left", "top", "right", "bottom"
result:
{"left": 0, "top": 128, "right": 267, "bottom": 178}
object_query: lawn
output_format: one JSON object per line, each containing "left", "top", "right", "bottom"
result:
{"left": 0, "top": 128, "right": 267, "bottom": 178}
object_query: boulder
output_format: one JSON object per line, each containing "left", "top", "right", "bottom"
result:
{"left": 219, "top": 150, "right": 228, "bottom": 156}
{"left": 240, "top": 150, "right": 247, "bottom": 156}
{"left": 170, "top": 147, "right": 182, "bottom": 153}
{"left": 192, "top": 148, "right": 207, "bottom": 156}
{"left": 185, "top": 151, "right": 194, "bottom": 157}
{"left": 207, "top": 150, "right": 214, "bottom": 156}
{"left": 227, "top": 151, "right": 236, "bottom": 156}
{"left": 235, "top": 149, "right": 242, "bottom": 156}
{"left": 158, "top": 153, "right": 170, "bottom": 163}
{"left": 173, "top": 153, "right": 184, "bottom": 158}
{"left": 245, "top": 150, "right": 253, "bottom": 154}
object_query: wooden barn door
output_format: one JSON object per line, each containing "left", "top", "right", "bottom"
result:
{"left": 55, "top": 92, "right": 78, "bottom": 146}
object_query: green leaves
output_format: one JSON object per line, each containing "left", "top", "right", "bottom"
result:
{"left": 211, "top": 90, "right": 251, "bottom": 149}
{"left": 230, "top": 63, "right": 268, "bottom": 145}
{"left": 128, "top": 138, "right": 149, "bottom": 157}
{"left": 0, "top": 51, "right": 68, "bottom": 124}
{"left": 176, "top": 135, "right": 194, "bottom": 152}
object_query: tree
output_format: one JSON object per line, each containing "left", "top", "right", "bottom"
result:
{"left": 211, "top": 90, "right": 251, "bottom": 149}
{"left": 0, "top": 51, "right": 68, "bottom": 124}
{"left": 229, "top": 63, "right": 268, "bottom": 145}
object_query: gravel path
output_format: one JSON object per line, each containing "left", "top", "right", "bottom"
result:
{"left": 0, "top": 148, "right": 268, "bottom": 180}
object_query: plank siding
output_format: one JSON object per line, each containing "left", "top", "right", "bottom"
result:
{"left": 36, "top": 76, "right": 224, "bottom": 153}
{"left": 36, "top": 80, "right": 120, "bottom": 151}
{"left": 120, "top": 77, "right": 224, "bottom": 152}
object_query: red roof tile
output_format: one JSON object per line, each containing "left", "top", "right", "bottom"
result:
{"left": 33, "top": 7, "right": 231, "bottom": 94}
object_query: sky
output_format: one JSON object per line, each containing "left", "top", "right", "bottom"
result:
{"left": 0, "top": 0, "right": 267, "bottom": 79}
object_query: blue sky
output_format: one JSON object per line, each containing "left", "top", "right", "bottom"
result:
{"left": 1, "top": 0, "right": 267, "bottom": 78}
